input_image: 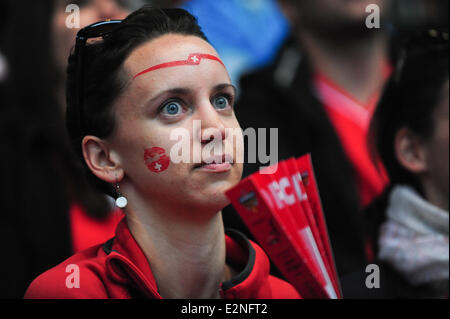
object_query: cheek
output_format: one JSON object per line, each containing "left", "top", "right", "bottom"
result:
{"left": 144, "top": 146, "right": 171, "bottom": 173}
{"left": 437, "top": 126, "right": 449, "bottom": 179}
{"left": 431, "top": 121, "right": 449, "bottom": 159}
{"left": 120, "top": 135, "right": 190, "bottom": 200}
{"left": 139, "top": 128, "right": 192, "bottom": 175}
{"left": 229, "top": 129, "right": 244, "bottom": 164}
{"left": 426, "top": 123, "right": 449, "bottom": 183}
{"left": 114, "top": 121, "right": 174, "bottom": 174}
{"left": 225, "top": 118, "right": 244, "bottom": 157}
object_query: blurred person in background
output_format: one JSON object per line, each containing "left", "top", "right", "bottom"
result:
{"left": 0, "top": 0, "right": 138, "bottom": 298}
{"left": 365, "top": 30, "right": 448, "bottom": 298}
{"left": 223, "top": 0, "right": 395, "bottom": 294}
{"left": 52, "top": 0, "right": 142, "bottom": 109}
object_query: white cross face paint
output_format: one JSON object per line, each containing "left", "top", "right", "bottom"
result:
{"left": 190, "top": 55, "right": 199, "bottom": 63}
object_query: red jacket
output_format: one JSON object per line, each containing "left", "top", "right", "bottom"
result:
{"left": 25, "top": 217, "right": 300, "bottom": 299}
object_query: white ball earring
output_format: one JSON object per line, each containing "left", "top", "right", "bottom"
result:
{"left": 115, "top": 181, "right": 127, "bottom": 209}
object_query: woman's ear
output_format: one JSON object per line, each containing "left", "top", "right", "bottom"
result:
{"left": 82, "top": 135, "right": 124, "bottom": 184}
{"left": 394, "top": 127, "right": 428, "bottom": 174}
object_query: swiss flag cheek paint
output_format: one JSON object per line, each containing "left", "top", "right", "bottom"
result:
{"left": 144, "top": 147, "right": 170, "bottom": 173}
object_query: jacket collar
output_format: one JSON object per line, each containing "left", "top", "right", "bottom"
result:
{"left": 103, "top": 217, "right": 161, "bottom": 298}
{"left": 103, "top": 217, "right": 271, "bottom": 299}
{"left": 221, "top": 229, "right": 271, "bottom": 299}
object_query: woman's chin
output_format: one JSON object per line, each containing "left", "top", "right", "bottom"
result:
{"left": 186, "top": 189, "right": 231, "bottom": 213}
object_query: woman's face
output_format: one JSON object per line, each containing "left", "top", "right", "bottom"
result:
{"left": 283, "top": 0, "right": 388, "bottom": 30}
{"left": 108, "top": 34, "right": 244, "bottom": 213}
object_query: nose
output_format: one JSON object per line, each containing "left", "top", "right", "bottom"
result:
{"left": 195, "top": 101, "right": 227, "bottom": 144}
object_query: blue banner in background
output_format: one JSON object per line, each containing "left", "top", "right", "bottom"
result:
{"left": 181, "top": 0, "right": 289, "bottom": 87}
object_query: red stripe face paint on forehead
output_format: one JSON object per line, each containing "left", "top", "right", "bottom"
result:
{"left": 133, "top": 53, "right": 225, "bottom": 79}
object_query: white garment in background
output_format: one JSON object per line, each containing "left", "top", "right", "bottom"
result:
{"left": 378, "top": 185, "right": 449, "bottom": 286}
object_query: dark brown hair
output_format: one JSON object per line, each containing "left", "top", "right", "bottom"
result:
{"left": 66, "top": 6, "right": 208, "bottom": 195}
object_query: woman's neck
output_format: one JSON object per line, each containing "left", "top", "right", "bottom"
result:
{"left": 125, "top": 198, "right": 228, "bottom": 299}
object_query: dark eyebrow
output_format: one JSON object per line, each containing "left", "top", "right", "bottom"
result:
{"left": 147, "top": 87, "right": 193, "bottom": 105}
{"left": 213, "top": 83, "right": 237, "bottom": 94}
{"left": 147, "top": 83, "right": 236, "bottom": 105}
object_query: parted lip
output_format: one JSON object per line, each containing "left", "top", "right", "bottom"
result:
{"left": 193, "top": 154, "right": 234, "bottom": 168}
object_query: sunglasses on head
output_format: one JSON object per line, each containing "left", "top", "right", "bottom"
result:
{"left": 73, "top": 19, "right": 122, "bottom": 136}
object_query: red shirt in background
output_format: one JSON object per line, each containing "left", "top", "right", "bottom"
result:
{"left": 314, "top": 65, "right": 391, "bottom": 209}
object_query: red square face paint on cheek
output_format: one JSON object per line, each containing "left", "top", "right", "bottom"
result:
{"left": 144, "top": 147, "right": 170, "bottom": 173}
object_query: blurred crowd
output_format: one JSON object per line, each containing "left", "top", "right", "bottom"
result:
{"left": 0, "top": 0, "right": 448, "bottom": 298}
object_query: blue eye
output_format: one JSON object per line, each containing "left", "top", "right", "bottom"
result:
{"left": 161, "top": 101, "right": 182, "bottom": 115}
{"left": 213, "top": 96, "right": 229, "bottom": 109}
